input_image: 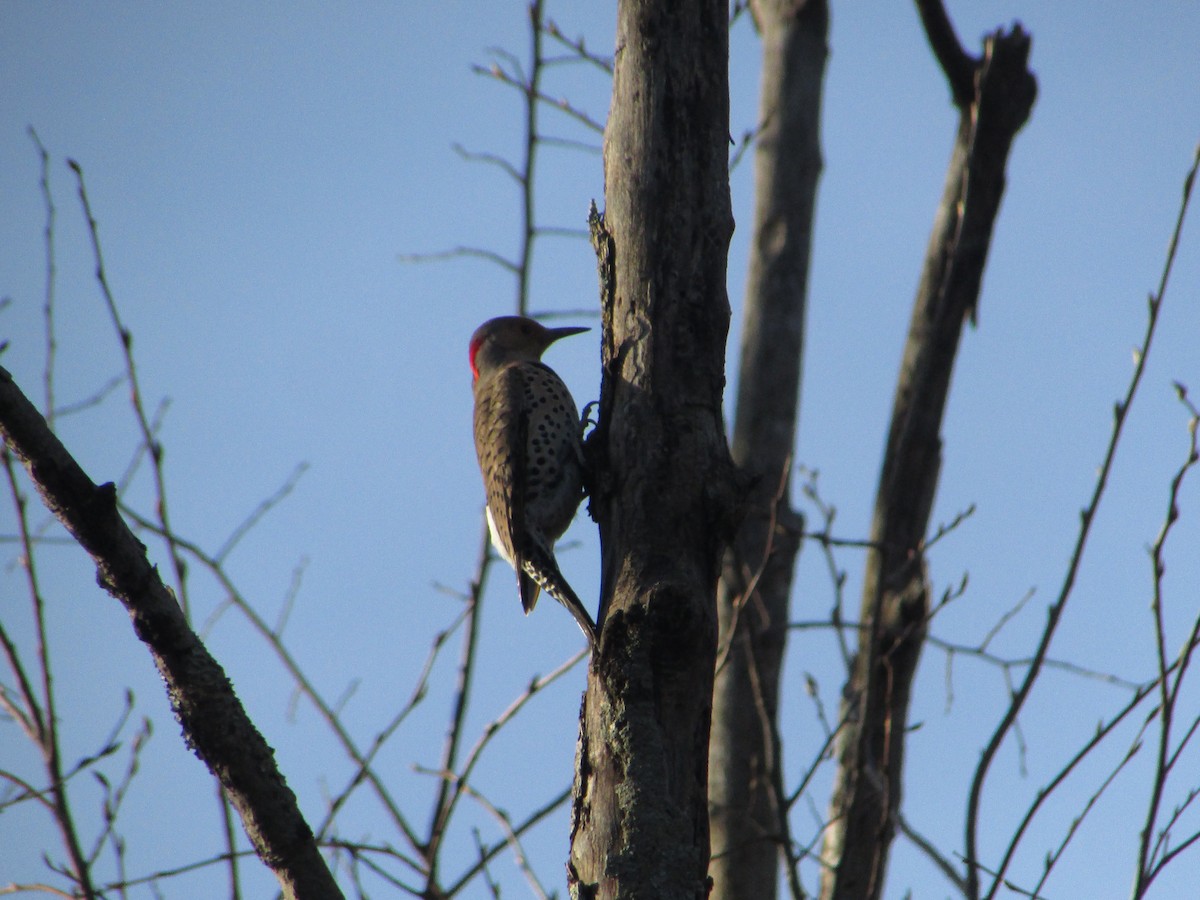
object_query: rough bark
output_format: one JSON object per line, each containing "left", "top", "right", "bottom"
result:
{"left": 819, "top": 10, "right": 1036, "bottom": 900}
{"left": 0, "top": 365, "right": 342, "bottom": 900}
{"left": 708, "top": 2, "right": 827, "bottom": 899}
{"left": 568, "top": 1, "right": 735, "bottom": 897}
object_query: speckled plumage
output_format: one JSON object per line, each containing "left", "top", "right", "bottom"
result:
{"left": 470, "top": 316, "right": 596, "bottom": 647}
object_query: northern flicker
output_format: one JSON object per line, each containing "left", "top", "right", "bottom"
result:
{"left": 469, "top": 315, "right": 598, "bottom": 647}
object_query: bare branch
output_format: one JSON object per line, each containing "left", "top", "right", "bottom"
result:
{"left": 27, "top": 129, "right": 57, "bottom": 427}
{"left": 451, "top": 142, "right": 522, "bottom": 183}
{"left": 969, "top": 141, "right": 1200, "bottom": 900}
{"left": 121, "top": 504, "right": 422, "bottom": 853}
{"left": 0, "top": 882, "right": 77, "bottom": 898}
{"left": 538, "top": 134, "right": 601, "bottom": 155}
{"left": 1132, "top": 382, "right": 1200, "bottom": 896}
{"left": 426, "top": 623, "right": 586, "bottom": 887}
{"left": 443, "top": 785, "right": 571, "bottom": 897}
{"left": 1030, "top": 727, "right": 1144, "bottom": 897}
{"left": 214, "top": 462, "right": 310, "bottom": 564}
{"left": 474, "top": 62, "right": 606, "bottom": 135}
{"left": 423, "top": 522, "right": 491, "bottom": 891}
{"left": 50, "top": 374, "right": 124, "bottom": 419}
{"left": 2, "top": 449, "right": 95, "bottom": 897}
{"left": 543, "top": 18, "right": 614, "bottom": 74}
{"left": 315, "top": 605, "right": 470, "bottom": 844}
{"left": 895, "top": 810, "right": 966, "bottom": 894}
{"left": 93, "top": 848, "right": 261, "bottom": 895}
{"left": 86, "top": 712, "right": 150, "bottom": 867}
{"left": 68, "top": 159, "right": 193, "bottom": 619}
{"left": 459, "top": 782, "right": 551, "bottom": 900}
{"left": 982, "top": 681, "right": 1155, "bottom": 898}
{"left": 397, "top": 246, "right": 518, "bottom": 273}
{"left": 0, "top": 369, "right": 341, "bottom": 898}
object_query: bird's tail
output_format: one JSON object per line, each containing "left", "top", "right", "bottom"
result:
{"left": 519, "top": 542, "right": 598, "bottom": 649}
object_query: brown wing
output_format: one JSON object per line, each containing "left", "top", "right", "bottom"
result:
{"left": 473, "top": 365, "right": 539, "bottom": 608}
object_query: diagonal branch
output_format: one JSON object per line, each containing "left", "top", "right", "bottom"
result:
{"left": 967, "top": 142, "right": 1200, "bottom": 900}
{"left": 0, "top": 367, "right": 341, "bottom": 900}
{"left": 823, "top": 9, "right": 1036, "bottom": 899}
{"left": 68, "top": 160, "right": 194, "bottom": 620}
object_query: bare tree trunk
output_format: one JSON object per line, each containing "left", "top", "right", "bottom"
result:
{"left": 567, "top": 1, "right": 735, "bottom": 897}
{"left": 0, "top": 368, "right": 342, "bottom": 900}
{"left": 819, "top": 7, "right": 1036, "bottom": 900}
{"left": 709, "top": 2, "right": 827, "bottom": 899}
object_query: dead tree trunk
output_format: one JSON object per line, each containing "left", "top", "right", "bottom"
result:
{"left": 708, "top": 2, "right": 827, "bottom": 899}
{"left": 567, "top": 0, "right": 736, "bottom": 897}
{"left": 819, "top": 7, "right": 1036, "bottom": 900}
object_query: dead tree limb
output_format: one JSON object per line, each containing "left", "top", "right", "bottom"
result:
{"left": 819, "top": 8, "right": 1036, "bottom": 900}
{"left": 0, "top": 366, "right": 342, "bottom": 900}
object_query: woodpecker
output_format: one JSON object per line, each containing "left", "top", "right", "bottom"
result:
{"left": 469, "top": 315, "right": 598, "bottom": 647}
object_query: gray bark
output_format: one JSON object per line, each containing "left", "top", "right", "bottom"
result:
{"left": 819, "top": 11, "right": 1036, "bottom": 900}
{"left": 0, "top": 365, "right": 342, "bottom": 900}
{"left": 568, "top": 0, "right": 735, "bottom": 897}
{"left": 708, "top": 2, "right": 827, "bottom": 899}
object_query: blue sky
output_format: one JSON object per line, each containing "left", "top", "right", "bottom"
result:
{"left": 2, "top": 2, "right": 1199, "bottom": 897}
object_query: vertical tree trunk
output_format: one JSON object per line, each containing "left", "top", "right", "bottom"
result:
{"left": 819, "top": 11, "right": 1036, "bottom": 900}
{"left": 568, "top": 1, "right": 735, "bottom": 897}
{"left": 709, "top": 2, "right": 827, "bottom": 899}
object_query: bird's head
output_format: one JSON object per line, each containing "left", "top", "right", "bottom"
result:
{"left": 469, "top": 316, "right": 589, "bottom": 381}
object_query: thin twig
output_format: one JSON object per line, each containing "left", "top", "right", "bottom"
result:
{"left": 1133, "top": 385, "right": 1200, "bottom": 896}
{"left": 119, "top": 504, "right": 422, "bottom": 852}
{"left": 91, "top": 848, "right": 260, "bottom": 894}
{"left": 715, "top": 458, "right": 791, "bottom": 675}
{"left": 798, "top": 468, "right": 854, "bottom": 670}
{"left": 28, "top": 129, "right": 56, "bottom": 427}
{"left": 517, "top": 0, "right": 547, "bottom": 312}
{"left": 543, "top": 18, "right": 613, "bottom": 73}
{"left": 313, "top": 604, "right": 470, "bottom": 843}
{"left": 214, "top": 462, "right": 309, "bottom": 564}
{"left": 218, "top": 783, "right": 242, "bottom": 900}
{"left": 397, "top": 246, "right": 518, "bottom": 273}
{"left": 443, "top": 786, "right": 572, "bottom": 897}
{"left": 2, "top": 450, "right": 95, "bottom": 897}
{"left": 538, "top": 135, "right": 601, "bottom": 155}
{"left": 1030, "top": 722, "right": 1145, "bottom": 897}
{"left": 476, "top": 63, "right": 606, "bottom": 135}
{"left": 423, "top": 637, "right": 587, "bottom": 874}
{"left": 68, "top": 159, "right": 192, "bottom": 619}
{"left": 896, "top": 810, "right": 967, "bottom": 894}
{"left": 460, "top": 782, "right": 551, "bottom": 900}
{"left": 51, "top": 374, "right": 123, "bottom": 419}
{"left": 967, "top": 143, "right": 1200, "bottom": 900}
{"left": 0, "top": 883, "right": 77, "bottom": 898}
{"left": 0, "top": 767, "right": 56, "bottom": 814}
{"left": 84, "top": 693, "right": 143, "bottom": 864}
{"left": 423, "top": 520, "right": 492, "bottom": 890}
{"left": 452, "top": 142, "right": 522, "bottom": 183}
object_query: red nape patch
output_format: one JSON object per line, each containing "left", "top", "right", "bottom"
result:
{"left": 469, "top": 334, "right": 484, "bottom": 380}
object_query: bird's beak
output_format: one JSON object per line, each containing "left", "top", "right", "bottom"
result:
{"left": 546, "top": 325, "right": 590, "bottom": 345}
